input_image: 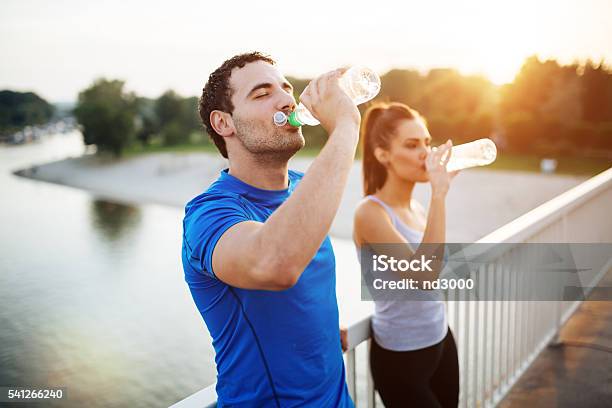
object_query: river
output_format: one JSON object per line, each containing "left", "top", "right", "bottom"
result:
{"left": 0, "top": 133, "right": 216, "bottom": 407}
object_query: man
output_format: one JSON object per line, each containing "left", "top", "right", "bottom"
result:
{"left": 182, "top": 51, "right": 359, "bottom": 407}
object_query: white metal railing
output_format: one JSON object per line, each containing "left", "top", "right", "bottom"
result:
{"left": 445, "top": 167, "right": 612, "bottom": 408}
{"left": 170, "top": 167, "right": 612, "bottom": 408}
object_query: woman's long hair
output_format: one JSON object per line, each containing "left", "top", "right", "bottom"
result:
{"left": 361, "top": 102, "right": 423, "bottom": 196}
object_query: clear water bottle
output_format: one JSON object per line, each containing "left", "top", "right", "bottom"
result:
{"left": 443, "top": 138, "right": 497, "bottom": 171}
{"left": 273, "top": 67, "right": 381, "bottom": 127}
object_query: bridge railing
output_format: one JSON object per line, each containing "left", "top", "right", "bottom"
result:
{"left": 171, "top": 167, "right": 612, "bottom": 408}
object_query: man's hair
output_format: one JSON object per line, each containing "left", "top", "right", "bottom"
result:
{"left": 199, "top": 52, "right": 276, "bottom": 158}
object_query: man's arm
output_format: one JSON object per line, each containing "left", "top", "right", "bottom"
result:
{"left": 212, "top": 69, "right": 360, "bottom": 290}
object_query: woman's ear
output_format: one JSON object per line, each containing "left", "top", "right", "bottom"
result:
{"left": 210, "top": 110, "right": 235, "bottom": 137}
{"left": 374, "top": 146, "right": 389, "bottom": 167}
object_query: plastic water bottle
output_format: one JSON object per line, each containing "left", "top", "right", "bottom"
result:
{"left": 273, "top": 67, "right": 381, "bottom": 127}
{"left": 443, "top": 138, "right": 497, "bottom": 171}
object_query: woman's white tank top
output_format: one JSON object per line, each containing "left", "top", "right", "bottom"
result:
{"left": 359, "top": 195, "right": 448, "bottom": 351}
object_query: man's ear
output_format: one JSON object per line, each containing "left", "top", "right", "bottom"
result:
{"left": 210, "top": 110, "right": 235, "bottom": 137}
{"left": 374, "top": 147, "right": 389, "bottom": 167}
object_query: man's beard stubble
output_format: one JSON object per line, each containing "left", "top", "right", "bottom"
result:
{"left": 233, "top": 117, "right": 305, "bottom": 164}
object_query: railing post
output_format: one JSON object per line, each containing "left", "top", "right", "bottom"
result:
{"left": 366, "top": 340, "right": 375, "bottom": 408}
{"left": 346, "top": 348, "right": 357, "bottom": 403}
{"left": 549, "top": 213, "right": 569, "bottom": 347}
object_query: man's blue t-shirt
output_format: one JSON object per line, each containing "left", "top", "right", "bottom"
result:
{"left": 182, "top": 168, "right": 354, "bottom": 408}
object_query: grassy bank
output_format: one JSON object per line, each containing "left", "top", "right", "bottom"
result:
{"left": 484, "top": 153, "right": 611, "bottom": 176}
{"left": 121, "top": 142, "right": 610, "bottom": 176}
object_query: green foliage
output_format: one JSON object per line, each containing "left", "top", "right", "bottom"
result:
{"left": 134, "top": 97, "right": 158, "bottom": 146}
{"left": 500, "top": 56, "right": 612, "bottom": 154}
{"left": 0, "top": 90, "right": 54, "bottom": 134}
{"left": 581, "top": 60, "right": 612, "bottom": 123}
{"left": 378, "top": 69, "right": 423, "bottom": 108}
{"left": 500, "top": 111, "right": 540, "bottom": 153}
{"left": 155, "top": 91, "right": 201, "bottom": 146}
{"left": 70, "top": 56, "right": 612, "bottom": 159}
{"left": 375, "top": 68, "right": 498, "bottom": 145}
{"left": 74, "top": 79, "right": 137, "bottom": 157}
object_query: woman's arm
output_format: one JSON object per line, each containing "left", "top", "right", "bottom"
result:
{"left": 353, "top": 141, "right": 457, "bottom": 283}
{"left": 354, "top": 199, "right": 443, "bottom": 283}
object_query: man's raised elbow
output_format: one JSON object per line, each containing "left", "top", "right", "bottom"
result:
{"left": 256, "top": 257, "right": 301, "bottom": 290}
{"left": 272, "top": 273, "right": 300, "bottom": 290}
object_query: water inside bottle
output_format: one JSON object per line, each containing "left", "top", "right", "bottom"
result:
{"left": 340, "top": 68, "right": 382, "bottom": 104}
{"left": 446, "top": 156, "right": 490, "bottom": 172}
{"left": 443, "top": 139, "right": 497, "bottom": 171}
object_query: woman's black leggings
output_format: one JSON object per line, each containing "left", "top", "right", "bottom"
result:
{"left": 370, "top": 328, "right": 459, "bottom": 408}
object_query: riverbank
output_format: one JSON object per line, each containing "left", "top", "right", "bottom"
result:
{"left": 16, "top": 147, "right": 590, "bottom": 242}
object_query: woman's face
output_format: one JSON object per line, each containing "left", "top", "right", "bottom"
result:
{"left": 377, "top": 118, "right": 432, "bottom": 183}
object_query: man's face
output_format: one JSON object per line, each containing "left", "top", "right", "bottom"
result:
{"left": 228, "top": 61, "right": 304, "bottom": 160}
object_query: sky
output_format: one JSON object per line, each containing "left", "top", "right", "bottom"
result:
{"left": 1, "top": 0, "right": 610, "bottom": 102}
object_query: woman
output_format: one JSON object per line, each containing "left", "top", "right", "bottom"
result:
{"left": 353, "top": 102, "right": 459, "bottom": 407}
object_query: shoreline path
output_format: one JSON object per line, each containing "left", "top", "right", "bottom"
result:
{"left": 20, "top": 151, "right": 587, "bottom": 242}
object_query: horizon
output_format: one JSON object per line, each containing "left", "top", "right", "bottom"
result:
{"left": 1, "top": 0, "right": 611, "bottom": 102}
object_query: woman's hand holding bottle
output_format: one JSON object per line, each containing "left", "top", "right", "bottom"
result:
{"left": 426, "top": 140, "right": 459, "bottom": 198}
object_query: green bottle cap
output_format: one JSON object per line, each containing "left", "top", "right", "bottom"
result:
{"left": 287, "top": 111, "right": 303, "bottom": 127}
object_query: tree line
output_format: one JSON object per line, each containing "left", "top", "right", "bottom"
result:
{"left": 0, "top": 90, "right": 54, "bottom": 136}
{"left": 71, "top": 56, "right": 612, "bottom": 157}
{"left": 72, "top": 80, "right": 200, "bottom": 156}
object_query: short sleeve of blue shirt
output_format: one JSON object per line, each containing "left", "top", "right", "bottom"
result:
{"left": 183, "top": 193, "right": 249, "bottom": 279}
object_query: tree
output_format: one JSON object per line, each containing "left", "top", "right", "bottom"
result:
{"left": 500, "top": 56, "right": 561, "bottom": 116}
{"left": 134, "top": 97, "right": 158, "bottom": 146}
{"left": 0, "top": 90, "right": 54, "bottom": 134}
{"left": 581, "top": 60, "right": 612, "bottom": 123}
{"left": 74, "top": 79, "right": 136, "bottom": 157}
{"left": 155, "top": 90, "right": 183, "bottom": 129}
{"left": 378, "top": 69, "right": 423, "bottom": 108}
{"left": 499, "top": 56, "right": 612, "bottom": 154}
{"left": 155, "top": 91, "right": 200, "bottom": 146}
